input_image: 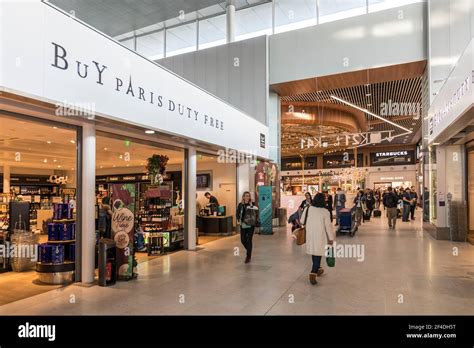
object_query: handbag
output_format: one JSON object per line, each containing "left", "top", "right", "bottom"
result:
{"left": 326, "top": 246, "right": 336, "bottom": 267}
{"left": 292, "top": 207, "right": 309, "bottom": 245}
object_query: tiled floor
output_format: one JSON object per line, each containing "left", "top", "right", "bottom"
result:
{"left": 0, "top": 213, "right": 473, "bottom": 315}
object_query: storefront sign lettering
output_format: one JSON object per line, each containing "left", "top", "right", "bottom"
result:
{"left": 51, "top": 42, "right": 225, "bottom": 132}
{"left": 429, "top": 75, "right": 471, "bottom": 135}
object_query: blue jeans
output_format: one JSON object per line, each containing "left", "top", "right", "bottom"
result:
{"left": 311, "top": 255, "right": 322, "bottom": 273}
{"left": 402, "top": 204, "right": 410, "bottom": 221}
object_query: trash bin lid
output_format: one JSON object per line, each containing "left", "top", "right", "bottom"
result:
{"left": 99, "top": 238, "right": 116, "bottom": 247}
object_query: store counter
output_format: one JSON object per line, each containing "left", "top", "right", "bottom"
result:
{"left": 196, "top": 215, "right": 233, "bottom": 235}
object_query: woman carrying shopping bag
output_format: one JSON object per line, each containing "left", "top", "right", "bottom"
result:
{"left": 301, "top": 193, "right": 335, "bottom": 285}
{"left": 236, "top": 191, "right": 259, "bottom": 264}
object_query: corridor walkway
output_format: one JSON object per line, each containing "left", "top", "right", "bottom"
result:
{"left": 0, "top": 214, "right": 473, "bottom": 315}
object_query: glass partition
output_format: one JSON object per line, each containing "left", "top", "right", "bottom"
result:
{"left": 275, "top": 0, "right": 317, "bottom": 34}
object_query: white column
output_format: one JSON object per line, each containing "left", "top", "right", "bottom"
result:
{"left": 186, "top": 147, "right": 197, "bottom": 250}
{"left": 81, "top": 124, "right": 96, "bottom": 283}
{"left": 226, "top": 0, "right": 236, "bottom": 43}
{"left": 3, "top": 164, "right": 10, "bottom": 194}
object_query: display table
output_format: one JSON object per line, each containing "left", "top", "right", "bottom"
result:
{"left": 197, "top": 215, "right": 233, "bottom": 235}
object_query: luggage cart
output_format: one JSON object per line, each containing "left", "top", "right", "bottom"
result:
{"left": 336, "top": 207, "right": 358, "bottom": 237}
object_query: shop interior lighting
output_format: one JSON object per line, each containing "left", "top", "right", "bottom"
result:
{"left": 145, "top": 130, "right": 155, "bottom": 134}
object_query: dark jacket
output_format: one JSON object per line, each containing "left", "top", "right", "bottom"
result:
{"left": 237, "top": 202, "right": 259, "bottom": 226}
{"left": 383, "top": 192, "right": 399, "bottom": 208}
{"left": 299, "top": 199, "right": 312, "bottom": 210}
{"left": 325, "top": 194, "right": 333, "bottom": 211}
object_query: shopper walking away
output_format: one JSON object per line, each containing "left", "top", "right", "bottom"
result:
{"left": 334, "top": 188, "right": 346, "bottom": 226}
{"left": 402, "top": 187, "right": 412, "bottom": 222}
{"left": 324, "top": 190, "right": 334, "bottom": 222}
{"left": 299, "top": 192, "right": 313, "bottom": 210}
{"left": 410, "top": 186, "right": 418, "bottom": 220}
{"left": 365, "top": 189, "right": 375, "bottom": 218}
{"left": 353, "top": 190, "right": 365, "bottom": 226}
{"left": 301, "top": 193, "right": 335, "bottom": 285}
{"left": 383, "top": 187, "right": 399, "bottom": 229}
{"left": 375, "top": 189, "right": 381, "bottom": 210}
{"left": 236, "top": 191, "right": 259, "bottom": 263}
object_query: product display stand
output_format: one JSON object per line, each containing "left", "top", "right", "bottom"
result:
{"left": 138, "top": 184, "right": 184, "bottom": 255}
{"left": 36, "top": 203, "right": 76, "bottom": 284}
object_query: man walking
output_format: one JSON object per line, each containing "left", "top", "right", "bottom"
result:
{"left": 383, "top": 187, "right": 399, "bottom": 229}
{"left": 402, "top": 187, "right": 412, "bottom": 222}
{"left": 410, "top": 186, "right": 417, "bottom": 220}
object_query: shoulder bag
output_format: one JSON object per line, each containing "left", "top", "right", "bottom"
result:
{"left": 292, "top": 207, "right": 309, "bottom": 245}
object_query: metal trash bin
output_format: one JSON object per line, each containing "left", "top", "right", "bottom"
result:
{"left": 11, "top": 230, "right": 38, "bottom": 272}
{"left": 98, "top": 238, "right": 116, "bottom": 287}
{"left": 277, "top": 208, "right": 287, "bottom": 227}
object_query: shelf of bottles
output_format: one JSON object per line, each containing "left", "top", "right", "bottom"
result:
{"left": 137, "top": 184, "right": 184, "bottom": 254}
{"left": 36, "top": 203, "right": 75, "bottom": 284}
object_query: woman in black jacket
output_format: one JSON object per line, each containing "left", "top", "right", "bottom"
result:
{"left": 299, "top": 192, "right": 313, "bottom": 210}
{"left": 236, "top": 191, "right": 259, "bottom": 264}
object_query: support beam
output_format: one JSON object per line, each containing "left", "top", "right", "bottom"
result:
{"left": 81, "top": 123, "right": 96, "bottom": 283}
{"left": 3, "top": 164, "right": 10, "bottom": 194}
{"left": 185, "top": 147, "right": 197, "bottom": 250}
{"left": 226, "top": 0, "right": 236, "bottom": 43}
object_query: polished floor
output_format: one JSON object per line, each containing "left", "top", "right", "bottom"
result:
{"left": 0, "top": 213, "right": 473, "bottom": 315}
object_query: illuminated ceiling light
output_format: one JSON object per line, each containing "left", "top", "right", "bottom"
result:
{"left": 104, "top": 147, "right": 108, "bottom": 151}
{"left": 70, "top": 140, "right": 76, "bottom": 144}
{"left": 145, "top": 130, "right": 155, "bottom": 134}
{"left": 46, "top": 141, "right": 52, "bottom": 144}
{"left": 367, "top": 103, "right": 372, "bottom": 107}
{"left": 412, "top": 123, "right": 416, "bottom": 125}
{"left": 57, "top": 165, "right": 62, "bottom": 168}
{"left": 43, "top": 158, "right": 48, "bottom": 163}
{"left": 100, "top": 166, "right": 103, "bottom": 169}
{"left": 53, "top": 159, "right": 57, "bottom": 163}
{"left": 53, "top": 126, "right": 58, "bottom": 129}
{"left": 71, "top": 168, "right": 75, "bottom": 170}
{"left": 330, "top": 95, "right": 412, "bottom": 133}
{"left": 113, "top": 165, "right": 116, "bottom": 168}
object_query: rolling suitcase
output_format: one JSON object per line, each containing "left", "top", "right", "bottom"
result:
{"left": 373, "top": 209, "right": 381, "bottom": 217}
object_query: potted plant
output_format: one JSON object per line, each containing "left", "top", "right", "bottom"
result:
{"left": 146, "top": 154, "right": 169, "bottom": 185}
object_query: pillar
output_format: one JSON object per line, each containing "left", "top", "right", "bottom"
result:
{"left": 3, "top": 164, "right": 10, "bottom": 194}
{"left": 185, "top": 147, "right": 197, "bottom": 250}
{"left": 81, "top": 124, "right": 96, "bottom": 283}
{"left": 226, "top": 0, "right": 236, "bottom": 43}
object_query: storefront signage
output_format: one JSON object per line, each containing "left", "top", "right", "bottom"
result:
{"left": 428, "top": 39, "right": 474, "bottom": 143}
{"left": 0, "top": 1, "right": 269, "bottom": 158}
{"left": 375, "top": 151, "right": 408, "bottom": 157}
{"left": 429, "top": 76, "right": 471, "bottom": 136}
{"left": 370, "top": 151, "right": 414, "bottom": 166}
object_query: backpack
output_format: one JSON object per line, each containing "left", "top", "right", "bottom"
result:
{"left": 386, "top": 193, "right": 397, "bottom": 207}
